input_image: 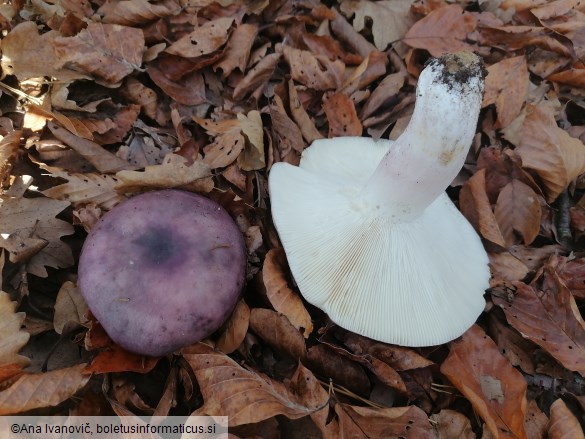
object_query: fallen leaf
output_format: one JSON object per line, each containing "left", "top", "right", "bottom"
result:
{"left": 270, "top": 95, "right": 306, "bottom": 165}
{"left": 336, "top": 403, "right": 434, "bottom": 438}
{"left": 479, "top": 25, "right": 572, "bottom": 57}
{"left": 483, "top": 56, "right": 529, "bottom": 128}
{"left": 430, "top": 409, "right": 474, "bottom": 439}
{"left": 340, "top": 0, "right": 415, "bottom": 51}
{"left": 166, "top": 17, "right": 233, "bottom": 59}
{"left": 237, "top": 110, "right": 265, "bottom": 171}
{"left": 548, "top": 67, "right": 585, "bottom": 88}
{"left": 233, "top": 53, "right": 281, "bottom": 100}
{"left": 41, "top": 165, "right": 125, "bottom": 210}
{"left": 514, "top": 103, "right": 585, "bottom": 202}
{"left": 0, "top": 130, "right": 21, "bottom": 185}
{"left": 98, "top": 0, "right": 180, "bottom": 26}
{"left": 183, "top": 343, "right": 328, "bottom": 426}
{"left": 53, "top": 22, "right": 144, "bottom": 84}
{"left": 323, "top": 93, "right": 363, "bottom": 137}
{"left": 460, "top": 168, "right": 507, "bottom": 247}
{"left": 548, "top": 398, "right": 585, "bottom": 439}
{"left": 488, "top": 313, "right": 536, "bottom": 375}
{"left": 114, "top": 153, "right": 214, "bottom": 193}
{"left": 288, "top": 80, "right": 323, "bottom": 144}
{"left": 440, "top": 325, "right": 528, "bottom": 439}
{"left": 0, "top": 364, "right": 90, "bottom": 415}
{"left": 489, "top": 252, "right": 530, "bottom": 282}
{"left": 494, "top": 179, "right": 542, "bottom": 246}
{"left": 249, "top": 308, "right": 307, "bottom": 360}
{"left": 282, "top": 46, "right": 345, "bottom": 90}
{"left": 215, "top": 23, "right": 258, "bottom": 77}
{"left": 0, "top": 195, "right": 74, "bottom": 277}
{"left": 263, "top": 248, "right": 314, "bottom": 337}
{"left": 492, "top": 269, "right": 585, "bottom": 375}
{"left": 403, "top": 5, "right": 477, "bottom": 56}
{"left": 1, "top": 21, "right": 88, "bottom": 81}
{"left": 53, "top": 281, "right": 89, "bottom": 335}
{"left": 525, "top": 399, "right": 548, "bottom": 439}
{"left": 0, "top": 292, "right": 30, "bottom": 367}
{"left": 48, "top": 121, "right": 137, "bottom": 173}
{"left": 216, "top": 299, "right": 250, "bottom": 354}
{"left": 84, "top": 346, "right": 160, "bottom": 375}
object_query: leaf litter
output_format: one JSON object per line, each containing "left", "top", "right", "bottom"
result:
{"left": 1, "top": 0, "right": 585, "bottom": 437}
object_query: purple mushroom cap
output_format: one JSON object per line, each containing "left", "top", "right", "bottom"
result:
{"left": 78, "top": 190, "right": 246, "bottom": 356}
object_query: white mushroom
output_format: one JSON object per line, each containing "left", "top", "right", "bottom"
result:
{"left": 268, "top": 52, "right": 490, "bottom": 346}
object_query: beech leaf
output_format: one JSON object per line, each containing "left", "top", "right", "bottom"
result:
{"left": 263, "top": 248, "right": 314, "bottom": 337}
{"left": 548, "top": 398, "right": 585, "bottom": 439}
{"left": 183, "top": 343, "right": 328, "bottom": 426}
{"left": 0, "top": 364, "right": 90, "bottom": 415}
{"left": 215, "top": 299, "right": 250, "bottom": 354}
{"left": 440, "top": 325, "right": 528, "bottom": 439}
{"left": 0, "top": 292, "right": 30, "bottom": 368}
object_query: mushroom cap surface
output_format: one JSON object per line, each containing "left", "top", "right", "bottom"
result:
{"left": 268, "top": 53, "right": 489, "bottom": 346}
{"left": 78, "top": 190, "right": 246, "bottom": 356}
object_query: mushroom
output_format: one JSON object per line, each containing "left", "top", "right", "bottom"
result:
{"left": 78, "top": 190, "right": 246, "bottom": 356}
{"left": 269, "top": 52, "right": 490, "bottom": 346}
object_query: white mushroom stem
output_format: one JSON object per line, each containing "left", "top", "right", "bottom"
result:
{"left": 269, "top": 52, "right": 489, "bottom": 347}
{"left": 361, "top": 53, "right": 485, "bottom": 218}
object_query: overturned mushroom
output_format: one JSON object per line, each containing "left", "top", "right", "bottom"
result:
{"left": 78, "top": 190, "right": 246, "bottom": 356}
{"left": 269, "top": 52, "right": 490, "bottom": 346}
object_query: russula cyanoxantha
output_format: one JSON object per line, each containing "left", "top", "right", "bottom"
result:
{"left": 269, "top": 52, "right": 490, "bottom": 346}
{"left": 78, "top": 190, "right": 246, "bottom": 356}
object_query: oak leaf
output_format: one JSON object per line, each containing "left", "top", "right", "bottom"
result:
{"left": 53, "top": 282, "right": 89, "bottom": 335}
{"left": 0, "top": 292, "right": 30, "bottom": 368}
{"left": 263, "top": 248, "right": 314, "bottom": 337}
{"left": 440, "top": 325, "right": 528, "bottom": 439}
{"left": 183, "top": 343, "right": 329, "bottom": 426}
{"left": 53, "top": 22, "right": 144, "bottom": 84}
{"left": 0, "top": 195, "right": 74, "bottom": 277}
{"left": 114, "top": 153, "right": 214, "bottom": 193}
{"left": 0, "top": 364, "right": 90, "bottom": 415}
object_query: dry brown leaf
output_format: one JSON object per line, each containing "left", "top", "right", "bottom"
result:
{"left": 1, "top": 21, "right": 88, "bottom": 82}
{"left": 525, "top": 399, "right": 548, "bottom": 439}
{"left": 0, "top": 292, "right": 30, "bottom": 368}
{"left": 305, "top": 344, "right": 370, "bottom": 397}
{"left": 98, "top": 0, "right": 180, "bottom": 25}
{"left": 488, "top": 314, "right": 536, "bottom": 374}
{"left": 215, "top": 23, "right": 258, "bottom": 77}
{"left": 183, "top": 343, "right": 329, "bottom": 426}
{"left": 41, "top": 165, "right": 124, "bottom": 210}
{"left": 0, "top": 130, "right": 21, "bottom": 185}
{"left": 237, "top": 110, "right": 265, "bottom": 171}
{"left": 216, "top": 299, "right": 250, "bottom": 354}
{"left": 494, "top": 179, "right": 542, "bottom": 246}
{"left": 282, "top": 46, "right": 345, "bottom": 90}
{"left": 0, "top": 195, "right": 74, "bottom": 277}
{"left": 53, "top": 22, "right": 144, "bottom": 84}
{"left": 323, "top": 93, "right": 363, "bottom": 137}
{"left": 288, "top": 80, "right": 323, "bottom": 144}
{"left": 53, "top": 281, "right": 89, "bottom": 335}
{"left": 548, "top": 399, "right": 585, "bottom": 439}
{"left": 488, "top": 252, "right": 530, "bottom": 282}
{"left": 340, "top": 0, "right": 415, "bottom": 51}
{"left": 404, "top": 4, "right": 477, "bottom": 56}
{"left": 270, "top": 95, "right": 306, "bottom": 165}
{"left": 556, "top": 256, "right": 585, "bottom": 298}
{"left": 115, "top": 153, "right": 214, "bottom": 193}
{"left": 430, "top": 409, "right": 474, "bottom": 439}
{"left": 148, "top": 68, "right": 206, "bottom": 106}
{"left": 263, "top": 248, "right": 314, "bottom": 337}
{"left": 48, "top": 121, "right": 137, "bottom": 173}
{"left": 0, "top": 364, "right": 90, "bottom": 415}
{"left": 460, "top": 168, "right": 507, "bottom": 247}
{"left": 440, "top": 325, "right": 528, "bottom": 439}
{"left": 548, "top": 68, "right": 585, "bottom": 87}
{"left": 166, "top": 17, "right": 233, "bottom": 58}
{"left": 336, "top": 403, "right": 434, "bottom": 438}
{"left": 492, "top": 269, "right": 585, "bottom": 375}
{"left": 361, "top": 71, "right": 407, "bottom": 120}
{"left": 514, "top": 103, "right": 585, "bottom": 202}
{"left": 249, "top": 308, "right": 307, "bottom": 360}
{"left": 121, "top": 78, "right": 167, "bottom": 126}
{"left": 479, "top": 25, "right": 572, "bottom": 57}
{"left": 233, "top": 53, "right": 281, "bottom": 100}
{"left": 483, "top": 56, "right": 529, "bottom": 128}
